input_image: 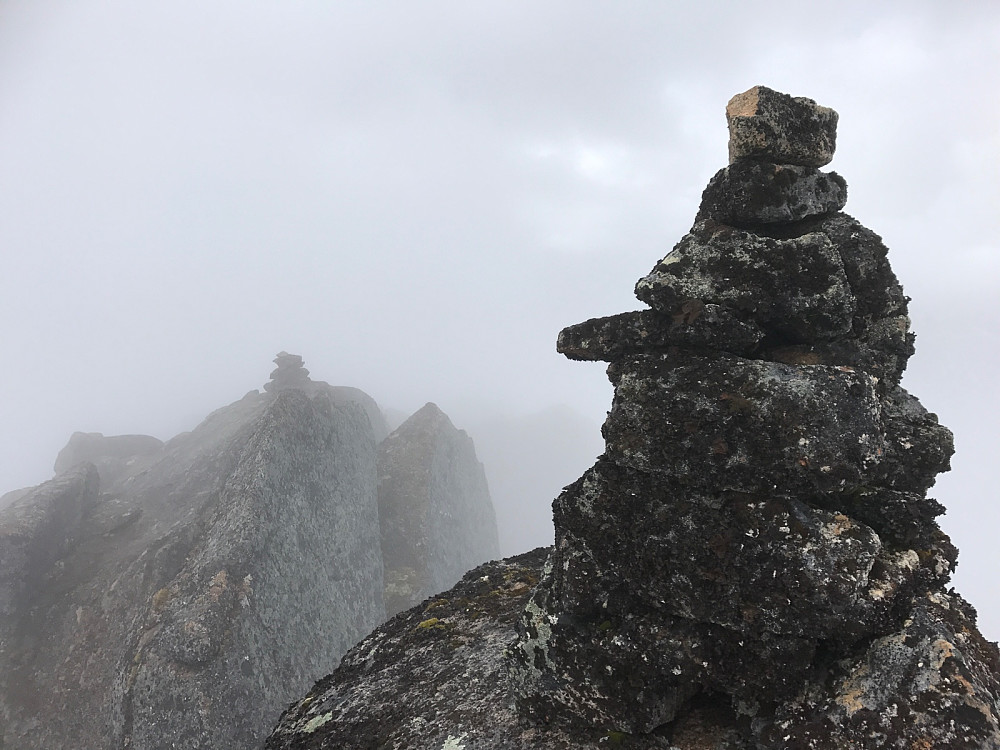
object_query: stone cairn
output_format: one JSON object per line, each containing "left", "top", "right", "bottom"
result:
{"left": 511, "top": 86, "right": 1000, "bottom": 747}
{"left": 263, "top": 351, "right": 312, "bottom": 393}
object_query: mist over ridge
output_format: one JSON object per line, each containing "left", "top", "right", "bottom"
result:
{"left": 0, "top": 1, "right": 997, "bottom": 642}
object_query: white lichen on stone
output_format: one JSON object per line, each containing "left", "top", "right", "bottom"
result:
{"left": 441, "top": 732, "right": 468, "bottom": 749}
{"left": 302, "top": 712, "right": 332, "bottom": 733}
{"left": 897, "top": 549, "right": 920, "bottom": 571}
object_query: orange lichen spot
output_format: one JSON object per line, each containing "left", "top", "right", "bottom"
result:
{"left": 209, "top": 570, "right": 229, "bottom": 601}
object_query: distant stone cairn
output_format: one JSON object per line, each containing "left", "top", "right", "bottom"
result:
{"left": 263, "top": 351, "right": 312, "bottom": 393}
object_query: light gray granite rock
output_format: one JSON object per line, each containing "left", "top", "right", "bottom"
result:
{"left": 0, "top": 388, "right": 384, "bottom": 750}
{"left": 378, "top": 402, "right": 500, "bottom": 617}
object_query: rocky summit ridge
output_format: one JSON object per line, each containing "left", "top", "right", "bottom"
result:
{"left": 0, "top": 353, "right": 499, "bottom": 749}
{"left": 266, "top": 86, "right": 1000, "bottom": 749}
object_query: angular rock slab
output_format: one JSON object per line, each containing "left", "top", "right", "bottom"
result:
{"left": 635, "top": 221, "right": 856, "bottom": 343}
{"left": 556, "top": 306, "right": 762, "bottom": 363}
{"left": 508, "top": 457, "right": 954, "bottom": 734}
{"left": 513, "top": 550, "right": 818, "bottom": 733}
{"left": 551, "top": 459, "right": 945, "bottom": 642}
{"left": 603, "top": 352, "right": 884, "bottom": 495}
{"left": 727, "top": 85, "right": 838, "bottom": 167}
{"left": 809, "top": 213, "right": 907, "bottom": 324}
{"left": 377, "top": 402, "right": 499, "bottom": 617}
{"left": 759, "top": 591, "right": 1000, "bottom": 749}
{"left": 877, "top": 385, "right": 955, "bottom": 494}
{"left": 698, "top": 161, "right": 847, "bottom": 226}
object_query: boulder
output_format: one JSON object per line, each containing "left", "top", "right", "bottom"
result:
{"left": 263, "top": 549, "right": 629, "bottom": 750}
{"left": 727, "top": 85, "right": 838, "bottom": 167}
{"left": 635, "top": 221, "right": 857, "bottom": 343}
{"left": 53, "top": 432, "right": 164, "bottom": 474}
{"left": 697, "top": 160, "right": 847, "bottom": 226}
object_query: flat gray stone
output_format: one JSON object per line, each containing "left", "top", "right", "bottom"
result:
{"left": 556, "top": 306, "right": 763, "bottom": 362}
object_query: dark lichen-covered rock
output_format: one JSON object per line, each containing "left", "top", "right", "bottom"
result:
{"left": 508, "top": 457, "right": 958, "bottom": 734}
{"left": 265, "top": 86, "right": 1000, "bottom": 750}
{"left": 635, "top": 221, "right": 857, "bottom": 343}
{"left": 697, "top": 160, "right": 847, "bottom": 226}
{"left": 0, "top": 382, "right": 385, "bottom": 750}
{"left": 556, "top": 307, "right": 763, "bottom": 362}
{"left": 603, "top": 352, "right": 886, "bottom": 495}
{"left": 759, "top": 591, "right": 1000, "bottom": 749}
{"left": 552, "top": 458, "right": 945, "bottom": 643}
{"left": 266, "top": 548, "right": 687, "bottom": 749}
{"left": 634, "top": 211, "right": 916, "bottom": 385}
{"left": 727, "top": 85, "right": 838, "bottom": 167}
{"left": 509, "top": 86, "right": 998, "bottom": 747}
{"left": 378, "top": 403, "right": 500, "bottom": 617}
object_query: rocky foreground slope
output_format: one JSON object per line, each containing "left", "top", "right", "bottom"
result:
{"left": 266, "top": 87, "right": 1000, "bottom": 749}
{"left": 0, "top": 354, "right": 499, "bottom": 749}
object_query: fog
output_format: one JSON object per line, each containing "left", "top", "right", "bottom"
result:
{"left": 0, "top": 2, "right": 997, "bottom": 637}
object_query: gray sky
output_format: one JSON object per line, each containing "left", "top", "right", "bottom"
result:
{"left": 1, "top": 1, "right": 997, "bottom": 637}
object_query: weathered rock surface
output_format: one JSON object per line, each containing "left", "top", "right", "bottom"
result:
{"left": 329, "top": 385, "right": 391, "bottom": 442}
{"left": 508, "top": 86, "right": 998, "bottom": 749}
{"left": 635, "top": 222, "right": 858, "bottom": 344}
{"left": 0, "top": 464, "right": 100, "bottom": 618}
{"left": 378, "top": 402, "right": 500, "bottom": 617}
{"left": 263, "top": 548, "right": 660, "bottom": 750}
{"left": 0, "top": 370, "right": 386, "bottom": 749}
{"left": 0, "top": 352, "right": 503, "bottom": 748}
{"left": 266, "top": 88, "right": 1000, "bottom": 749}
{"left": 697, "top": 161, "right": 847, "bottom": 226}
{"left": 727, "top": 85, "right": 838, "bottom": 167}
{"left": 265, "top": 549, "right": 757, "bottom": 750}
{"left": 261, "top": 350, "right": 390, "bottom": 441}
{"left": 558, "top": 306, "right": 763, "bottom": 362}
{"left": 53, "top": 432, "right": 164, "bottom": 488}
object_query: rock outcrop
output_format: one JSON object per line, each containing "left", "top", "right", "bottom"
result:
{"left": 0, "top": 362, "right": 385, "bottom": 749}
{"left": 378, "top": 403, "right": 500, "bottom": 616}
{"left": 264, "top": 351, "right": 391, "bottom": 442}
{"left": 53, "top": 432, "right": 164, "bottom": 489}
{"left": 266, "top": 87, "right": 1000, "bottom": 749}
{"left": 0, "top": 352, "right": 501, "bottom": 748}
{"left": 0, "top": 464, "right": 100, "bottom": 619}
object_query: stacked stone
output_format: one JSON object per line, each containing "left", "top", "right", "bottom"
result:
{"left": 511, "top": 87, "right": 1000, "bottom": 748}
{"left": 263, "top": 351, "right": 311, "bottom": 393}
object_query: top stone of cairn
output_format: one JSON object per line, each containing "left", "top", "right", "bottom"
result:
{"left": 727, "top": 85, "right": 838, "bottom": 167}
